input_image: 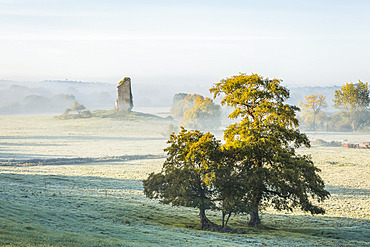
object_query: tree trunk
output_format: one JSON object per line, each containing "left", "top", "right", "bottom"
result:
{"left": 221, "top": 211, "right": 225, "bottom": 228}
{"left": 248, "top": 206, "right": 261, "bottom": 227}
{"left": 199, "top": 209, "right": 217, "bottom": 230}
{"left": 224, "top": 212, "right": 231, "bottom": 228}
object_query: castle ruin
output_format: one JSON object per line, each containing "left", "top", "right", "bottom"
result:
{"left": 115, "top": 77, "right": 133, "bottom": 112}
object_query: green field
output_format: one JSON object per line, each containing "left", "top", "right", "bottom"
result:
{"left": 0, "top": 115, "right": 369, "bottom": 246}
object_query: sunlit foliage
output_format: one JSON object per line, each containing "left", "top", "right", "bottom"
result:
{"left": 170, "top": 93, "right": 221, "bottom": 130}
{"left": 170, "top": 93, "right": 203, "bottom": 119}
{"left": 144, "top": 73, "right": 330, "bottom": 229}
{"left": 143, "top": 128, "right": 221, "bottom": 229}
{"left": 333, "top": 81, "right": 369, "bottom": 131}
{"left": 299, "top": 94, "right": 327, "bottom": 130}
{"left": 181, "top": 97, "right": 221, "bottom": 130}
{"left": 210, "top": 73, "right": 330, "bottom": 226}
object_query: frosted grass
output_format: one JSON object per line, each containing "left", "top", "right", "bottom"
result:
{"left": 0, "top": 115, "right": 369, "bottom": 246}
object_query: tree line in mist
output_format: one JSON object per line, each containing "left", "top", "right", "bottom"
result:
{"left": 0, "top": 79, "right": 368, "bottom": 132}
{"left": 298, "top": 81, "right": 369, "bottom": 131}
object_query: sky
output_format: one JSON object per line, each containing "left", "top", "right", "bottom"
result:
{"left": 1, "top": 0, "right": 370, "bottom": 87}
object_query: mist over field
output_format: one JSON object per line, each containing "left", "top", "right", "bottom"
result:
{"left": 0, "top": 79, "right": 209, "bottom": 113}
{"left": 0, "top": 79, "right": 341, "bottom": 115}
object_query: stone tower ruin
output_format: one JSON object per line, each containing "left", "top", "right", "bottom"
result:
{"left": 115, "top": 77, "right": 133, "bottom": 112}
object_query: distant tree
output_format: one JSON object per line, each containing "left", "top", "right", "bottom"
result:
{"left": 210, "top": 73, "right": 330, "bottom": 227}
{"left": 299, "top": 94, "right": 327, "bottom": 130}
{"left": 334, "top": 81, "right": 369, "bottom": 111}
{"left": 143, "top": 128, "right": 220, "bottom": 229}
{"left": 70, "top": 101, "right": 86, "bottom": 114}
{"left": 181, "top": 97, "right": 221, "bottom": 130}
{"left": 333, "top": 81, "right": 369, "bottom": 131}
{"left": 170, "top": 93, "right": 203, "bottom": 119}
{"left": 171, "top": 93, "right": 221, "bottom": 130}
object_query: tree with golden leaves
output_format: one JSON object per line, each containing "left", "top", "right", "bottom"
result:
{"left": 299, "top": 94, "right": 327, "bottom": 130}
{"left": 210, "top": 73, "right": 329, "bottom": 227}
{"left": 333, "top": 81, "right": 369, "bottom": 131}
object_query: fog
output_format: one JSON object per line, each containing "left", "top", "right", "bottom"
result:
{"left": 0, "top": 79, "right": 214, "bottom": 115}
{"left": 0, "top": 78, "right": 342, "bottom": 115}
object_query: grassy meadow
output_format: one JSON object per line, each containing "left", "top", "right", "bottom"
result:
{"left": 0, "top": 114, "right": 369, "bottom": 246}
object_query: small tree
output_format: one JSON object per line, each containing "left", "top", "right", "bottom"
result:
{"left": 333, "top": 81, "right": 369, "bottom": 131}
{"left": 299, "top": 94, "right": 327, "bottom": 130}
{"left": 210, "top": 73, "right": 330, "bottom": 227}
{"left": 143, "top": 128, "right": 220, "bottom": 229}
{"left": 70, "top": 101, "right": 86, "bottom": 114}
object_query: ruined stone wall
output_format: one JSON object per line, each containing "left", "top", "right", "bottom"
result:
{"left": 115, "top": 77, "right": 133, "bottom": 111}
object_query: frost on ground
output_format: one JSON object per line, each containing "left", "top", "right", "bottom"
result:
{"left": 0, "top": 116, "right": 369, "bottom": 246}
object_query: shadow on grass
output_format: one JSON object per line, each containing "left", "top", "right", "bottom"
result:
{"left": 0, "top": 135, "right": 166, "bottom": 141}
{"left": 0, "top": 172, "right": 143, "bottom": 191}
{"left": 325, "top": 185, "right": 370, "bottom": 196}
{"left": 0, "top": 152, "right": 55, "bottom": 161}
{"left": 0, "top": 142, "right": 67, "bottom": 147}
{"left": 0, "top": 154, "right": 165, "bottom": 165}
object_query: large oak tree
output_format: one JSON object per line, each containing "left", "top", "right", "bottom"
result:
{"left": 210, "top": 73, "right": 330, "bottom": 226}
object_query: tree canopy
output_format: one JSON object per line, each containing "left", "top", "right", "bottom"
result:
{"left": 210, "top": 73, "right": 329, "bottom": 226}
{"left": 333, "top": 81, "right": 369, "bottom": 131}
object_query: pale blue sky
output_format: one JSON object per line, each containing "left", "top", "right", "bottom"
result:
{"left": 1, "top": 0, "right": 369, "bottom": 86}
